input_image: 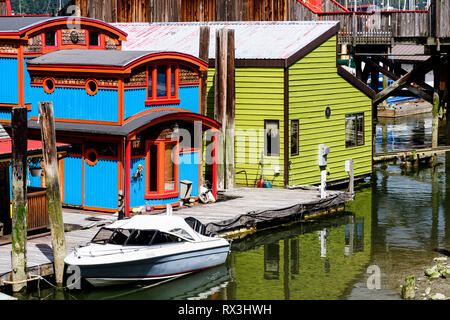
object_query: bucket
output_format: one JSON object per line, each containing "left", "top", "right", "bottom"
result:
{"left": 30, "top": 168, "right": 42, "bottom": 177}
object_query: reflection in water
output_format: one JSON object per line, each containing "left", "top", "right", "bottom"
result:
{"left": 14, "top": 118, "right": 450, "bottom": 300}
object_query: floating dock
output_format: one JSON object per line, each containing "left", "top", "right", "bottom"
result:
{"left": 373, "top": 146, "right": 450, "bottom": 163}
{"left": 0, "top": 187, "right": 352, "bottom": 287}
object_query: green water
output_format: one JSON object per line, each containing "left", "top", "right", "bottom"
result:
{"left": 11, "top": 116, "right": 450, "bottom": 300}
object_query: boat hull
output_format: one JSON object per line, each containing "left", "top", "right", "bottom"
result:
{"left": 71, "top": 245, "right": 230, "bottom": 287}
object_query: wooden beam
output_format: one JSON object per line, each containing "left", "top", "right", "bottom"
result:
{"left": 225, "top": 29, "right": 235, "bottom": 190}
{"left": 11, "top": 106, "right": 28, "bottom": 293}
{"left": 199, "top": 26, "right": 210, "bottom": 116}
{"left": 373, "top": 57, "right": 434, "bottom": 105}
{"left": 38, "top": 101, "right": 66, "bottom": 287}
{"left": 214, "top": 28, "right": 227, "bottom": 191}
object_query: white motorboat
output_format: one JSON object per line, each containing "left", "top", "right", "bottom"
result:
{"left": 64, "top": 214, "right": 230, "bottom": 287}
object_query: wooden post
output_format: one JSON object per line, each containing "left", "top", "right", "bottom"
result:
{"left": 199, "top": 26, "right": 210, "bottom": 116}
{"left": 38, "top": 101, "right": 66, "bottom": 287}
{"left": 214, "top": 28, "right": 227, "bottom": 191}
{"left": 11, "top": 106, "right": 28, "bottom": 293}
{"left": 346, "top": 159, "right": 354, "bottom": 199}
{"left": 225, "top": 29, "right": 235, "bottom": 190}
{"left": 432, "top": 91, "right": 440, "bottom": 149}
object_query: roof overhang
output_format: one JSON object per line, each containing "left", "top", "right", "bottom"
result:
{"left": 26, "top": 50, "right": 208, "bottom": 75}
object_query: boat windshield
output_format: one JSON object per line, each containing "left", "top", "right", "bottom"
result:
{"left": 125, "top": 230, "right": 157, "bottom": 246}
{"left": 168, "top": 228, "right": 195, "bottom": 241}
{"left": 91, "top": 228, "right": 132, "bottom": 245}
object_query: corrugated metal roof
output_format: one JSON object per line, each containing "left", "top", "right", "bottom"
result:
{"left": 391, "top": 45, "right": 429, "bottom": 62}
{"left": 28, "top": 49, "right": 164, "bottom": 67}
{"left": 0, "top": 125, "right": 10, "bottom": 141}
{"left": 0, "top": 16, "right": 60, "bottom": 33}
{"left": 113, "top": 21, "right": 339, "bottom": 60}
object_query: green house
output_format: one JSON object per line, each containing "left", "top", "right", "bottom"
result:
{"left": 117, "top": 21, "right": 375, "bottom": 188}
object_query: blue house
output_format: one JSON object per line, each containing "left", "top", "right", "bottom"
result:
{"left": 0, "top": 16, "right": 221, "bottom": 215}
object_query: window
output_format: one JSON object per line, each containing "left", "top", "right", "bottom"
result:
{"left": 146, "top": 64, "right": 179, "bottom": 105}
{"left": 85, "top": 148, "right": 98, "bottom": 166}
{"left": 291, "top": 120, "right": 299, "bottom": 156}
{"left": 43, "top": 78, "right": 55, "bottom": 94}
{"left": 44, "top": 31, "right": 56, "bottom": 47}
{"left": 345, "top": 113, "right": 364, "bottom": 148}
{"left": 265, "top": 120, "right": 279, "bottom": 156}
{"left": 88, "top": 31, "right": 99, "bottom": 47}
{"left": 91, "top": 228, "right": 132, "bottom": 245}
{"left": 145, "top": 140, "right": 179, "bottom": 199}
{"left": 125, "top": 230, "right": 157, "bottom": 246}
{"left": 85, "top": 79, "right": 98, "bottom": 95}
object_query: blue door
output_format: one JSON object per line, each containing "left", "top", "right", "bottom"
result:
{"left": 84, "top": 158, "right": 118, "bottom": 210}
{"left": 63, "top": 156, "right": 83, "bottom": 206}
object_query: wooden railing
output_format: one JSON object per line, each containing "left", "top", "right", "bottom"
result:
{"left": 27, "top": 189, "right": 49, "bottom": 231}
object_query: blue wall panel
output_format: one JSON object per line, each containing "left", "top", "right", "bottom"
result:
{"left": 84, "top": 158, "right": 118, "bottom": 210}
{"left": 0, "top": 57, "right": 18, "bottom": 104}
{"left": 129, "top": 157, "right": 146, "bottom": 209}
{"left": 63, "top": 156, "right": 83, "bottom": 206}
{"left": 123, "top": 85, "right": 200, "bottom": 121}
{"left": 29, "top": 86, "right": 118, "bottom": 122}
{"left": 179, "top": 151, "right": 200, "bottom": 197}
{"left": 124, "top": 88, "right": 147, "bottom": 120}
{"left": 0, "top": 109, "right": 10, "bottom": 121}
{"left": 27, "top": 169, "right": 42, "bottom": 188}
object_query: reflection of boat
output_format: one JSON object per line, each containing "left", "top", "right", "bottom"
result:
{"left": 64, "top": 215, "right": 231, "bottom": 287}
{"left": 73, "top": 264, "right": 231, "bottom": 300}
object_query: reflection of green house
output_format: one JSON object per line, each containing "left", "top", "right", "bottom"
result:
{"left": 228, "top": 189, "right": 372, "bottom": 300}
{"left": 116, "top": 21, "right": 374, "bottom": 188}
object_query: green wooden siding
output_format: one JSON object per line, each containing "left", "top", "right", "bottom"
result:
{"left": 206, "top": 67, "right": 285, "bottom": 188}
{"left": 288, "top": 35, "right": 372, "bottom": 186}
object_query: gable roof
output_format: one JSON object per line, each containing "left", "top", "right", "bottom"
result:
{"left": 113, "top": 21, "right": 339, "bottom": 67}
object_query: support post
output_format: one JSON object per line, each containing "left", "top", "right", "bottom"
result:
{"left": 38, "top": 101, "right": 66, "bottom": 287}
{"left": 214, "top": 28, "right": 227, "bottom": 191}
{"left": 11, "top": 106, "right": 28, "bottom": 293}
{"left": 432, "top": 91, "right": 440, "bottom": 149}
{"left": 225, "top": 29, "right": 235, "bottom": 190}
{"left": 345, "top": 159, "right": 354, "bottom": 199}
{"left": 199, "top": 26, "right": 210, "bottom": 116}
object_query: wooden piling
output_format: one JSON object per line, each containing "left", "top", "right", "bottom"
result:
{"left": 38, "top": 101, "right": 66, "bottom": 287}
{"left": 199, "top": 26, "right": 210, "bottom": 116}
{"left": 11, "top": 106, "right": 28, "bottom": 292}
{"left": 214, "top": 28, "right": 228, "bottom": 191}
{"left": 225, "top": 29, "right": 235, "bottom": 190}
{"left": 432, "top": 92, "right": 440, "bottom": 149}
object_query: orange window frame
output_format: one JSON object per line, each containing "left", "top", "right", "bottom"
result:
{"left": 41, "top": 30, "right": 60, "bottom": 50}
{"left": 86, "top": 29, "right": 104, "bottom": 49}
{"left": 145, "top": 64, "right": 180, "bottom": 106}
{"left": 144, "top": 139, "right": 179, "bottom": 199}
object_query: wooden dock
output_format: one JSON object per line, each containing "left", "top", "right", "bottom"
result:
{"left": 373, "top": 146, "right": 450, "bottom": 163}
{"left": 0, "top": 187, "right": 351, "bottom": 287}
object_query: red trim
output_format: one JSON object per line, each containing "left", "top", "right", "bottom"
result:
{"left": 5, "top": 0, "right": 11, "bottom": 15}
{"left": 145, "top": 98, "right": 180, "bottom": 106}
{"left": 144, "top": 139, "right": 179, "bottom": 200}
{"left": 17, "top": 44, "right": 24, "bottom": 106}
{"left": 29, "top": 116, "right": 121, "bottom": 126}
{"left": 125, "top": 139, "right": 131, "bottom": 217}
{"left": 127, "top": 112, "right": 222, "bottom": 139}
{"left": 296, "top": 0, "right": 429, "bottom": 14}
{"left": 212, "top": 132, "right": 218, "bottom": 199}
